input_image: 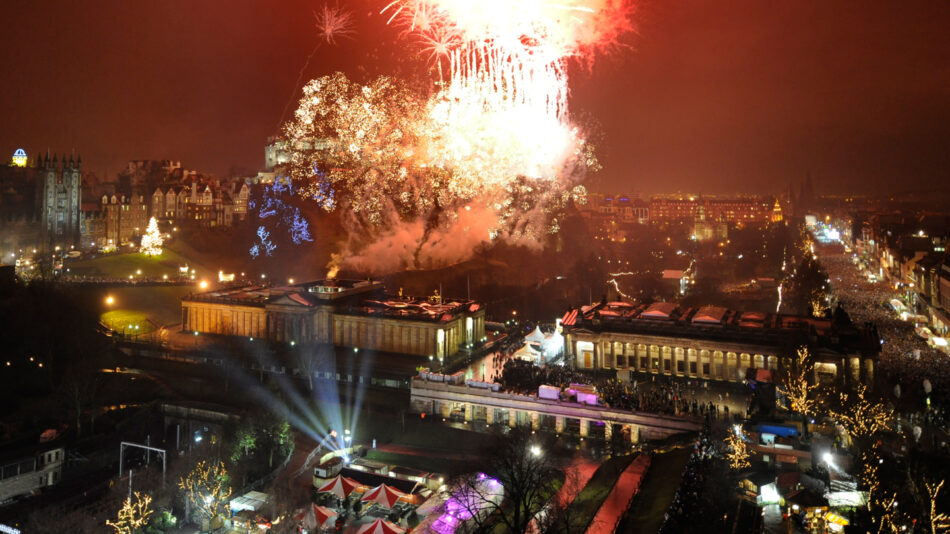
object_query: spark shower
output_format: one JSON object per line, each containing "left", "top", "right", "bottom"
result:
{"left": 282, "top": 0, "right": 635, "bottom": 274}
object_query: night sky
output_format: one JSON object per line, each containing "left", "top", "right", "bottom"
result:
{"left": 1, "top": 0, "right": 948, "bottom": 195}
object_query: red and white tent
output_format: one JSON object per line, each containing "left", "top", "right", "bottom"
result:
{"left": 360, "top": 483, "right": 407, "bottom": 509}
{"left": 356, "top": 518, "right": 405, "bottom": 534}
{"left": 316, "top": 474, "right": 359, "bottom": 499}
{"left": 296, "top": 504, "right": 337, "bottom": 530}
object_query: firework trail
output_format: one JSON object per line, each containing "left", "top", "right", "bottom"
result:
{"left": 276, "top": 3, "right": 355, "bottom": 131}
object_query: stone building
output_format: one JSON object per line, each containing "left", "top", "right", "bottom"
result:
{"left": 150, "top": 180, "right": 249, "bottom": 227}
{"left": 0, "top": 150, "right": 81, "bottom": 254}
{"left": 181, "top": 279, "right": 486, "bottom": 359}
{"left": 561, "top": 301, "right": 880, "bottom": 385}
{"left": 38, "top": 153, "right": 82, "bottom": 249}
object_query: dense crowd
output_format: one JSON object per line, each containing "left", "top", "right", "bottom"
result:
{"left": 658, "top": 423, "right": 719, "bottom": 533}
{"left": 497, "top": 359, "right": 737, "bottom": 418}
{"left": 819, "top": 244, "right": 950, "bottom": 427}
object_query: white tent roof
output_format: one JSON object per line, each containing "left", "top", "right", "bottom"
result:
{"left": 525, "top": 326, "right": 546, "bottom": 343}
{"left": 230, "top": 490, "right": 270, "bottom": 513}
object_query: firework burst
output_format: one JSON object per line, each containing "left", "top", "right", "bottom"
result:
{"left": 280, "top": 0, "right": 633, "bottom": 273}
{"left": 315, "top": 3, "right": 356, "bottom": 45}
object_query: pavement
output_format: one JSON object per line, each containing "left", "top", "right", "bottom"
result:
{"left": 583, "top": 454, "right": 652, "bottom": 534}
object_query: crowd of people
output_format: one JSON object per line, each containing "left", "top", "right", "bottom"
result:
{"left": 819, "top": 244, "right": 950, "bottom": 428}
{"left": 497, "top": 358, "right": 740, "bottom": 418}
{"left": 658, "top": 423, "right": 720, "bottom": 533}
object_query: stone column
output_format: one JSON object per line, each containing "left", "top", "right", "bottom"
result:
{"left": 555, "top": 415, "right": 565, "bottom": 434}
{"left": 509, "top": 410, "right": 518, "bottom": 429}
{"left": 440, "top": 401, "right": 451, "bottom": 419}
{"left": 579, "top": 419, "right": 589, "bottom": 438}
{"left": 464, "top": 403, "right": 473, "bottom": 422}
{"left": 486, "top": 407, "right": 494, "bottom": 425}
{"left": 604, "top": 422, "right": 613, "bottom": 441}
{"left": 628, "top": 425, "right": 640, "bottom": 444}
{"left": 530, "top": 412, "right": 540, "bottom": 431}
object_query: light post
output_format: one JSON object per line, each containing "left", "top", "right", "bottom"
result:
{"left": 105, "top": 295, "right": 116, "bottom": 331}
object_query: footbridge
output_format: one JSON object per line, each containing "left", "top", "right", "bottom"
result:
{"left": 409, "top": 378, "right": 703, "bottom": 442}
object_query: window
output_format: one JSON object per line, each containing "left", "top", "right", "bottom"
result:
{"left": 676, "top": 361, "right": 685, "bottom": 373}
{"left": 703, "top": 363, "right": 710, "bottom": 376}
{"left": 689, "top": 362, "right": 697, "bottom": 374}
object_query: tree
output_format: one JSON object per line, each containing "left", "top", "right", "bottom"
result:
{"left": 830, "top": 384, "right": 890, "bottom": 442}
{"left": 726, "top": 427, "right": 751, "bottom": 470}
{"left": 106, "top": 492, "right": 153, "bottom": 534}
{"left": 140, "top": 217, "right": 163, "bottom": 256}
{"left": 178, "top": 460, "right": 232, "bottom": 525}
{"left": 778, "top": 347, "right": 820, "bottom": 416}
{"left": 446, "top": 428, "right": 563, "bottom": 534}
{"left": 294, "top": 343, "right": 334, "bottom": 391}
{"left": 924, "top": 478, "right": 950, "bottom": 533}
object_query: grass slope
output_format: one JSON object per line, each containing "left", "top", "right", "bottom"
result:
{"left": 561, "top": 454, "right": 637, "bottom": 532}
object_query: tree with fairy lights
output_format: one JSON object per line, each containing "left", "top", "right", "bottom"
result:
{"left": 178, "top": 460, "right": 231, "bottom": 527}
{"left": 778, "top": 347, "right": 820, "bottom": 415}
{"left": 106, "top": 492, "right": 153, "bottom": 534}
{"left": 925, "top": 478, "right": 950, "bottom": 533}
{"left": 830, "top": 383, "right": 890, "bottom": 442}
{"left": 777, "top": 347, "right": 821, "bottom": 437}
{"left": 726, "top": 427, "right": 751, "bottom": 470}
{"left": 140, "top": 217, "right": 163, "bottom": 256}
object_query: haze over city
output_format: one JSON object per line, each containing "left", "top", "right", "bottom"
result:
{"left": 2, "top": 0, "right": 948, "bottom": 194}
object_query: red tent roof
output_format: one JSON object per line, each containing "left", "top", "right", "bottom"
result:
{"left": 361, "top": 483, "right": 407, "bottom": 509}
{"left": 356, "top": 518, "right": 405, "bottom": 534}
{"left": 317, "top": 474, "right": 359, "bottom": 498}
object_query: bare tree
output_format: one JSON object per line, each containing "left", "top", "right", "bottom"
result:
{"left": 295, "top": 344, "right": 331, "bottom": 391}
{"left": 444, "top": 428, "right": 563, "bottom": 534}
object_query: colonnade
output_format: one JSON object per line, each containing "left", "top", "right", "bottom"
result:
{"left": 568, "top": 336, "right": 874, "bottom": 384}
{"left": 437, "top": 399, "right": 641, "bottom": 443}
{"left": 571, "top": 336, "right": 780, "bottom": 382}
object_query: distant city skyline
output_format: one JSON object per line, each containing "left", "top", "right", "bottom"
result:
{"left": 1, "top": 0, "right": 948, "bottom": 195}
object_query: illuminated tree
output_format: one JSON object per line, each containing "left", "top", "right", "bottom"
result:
{"left": 178, "top": 460, "right": 232, "bottom": 524}
{"left": 139, "top": 217, "right": 163, "bottom": 256}
{"left": 777, "top": 347, "right": 820, "bottom": 416}
{"left": 725, "top": 428, "right": 751, "bottom": 470}
{"left": 106, "top": 492, "right": 153, "bottom": 534}
{"left": 830, "top": 384, "right": 890, "bottom": 441}
{"left": 858, "top": 446, "right": 881, "bottom": 505}
{"left": 925, "top": 479, "right": 950, "bottom": 533}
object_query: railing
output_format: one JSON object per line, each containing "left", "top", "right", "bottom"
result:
{"left": 411, "top": 378, "right": 703, "bottom": 430}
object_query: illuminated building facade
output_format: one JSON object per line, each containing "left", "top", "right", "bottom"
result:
{"left": 38, "top": 153, "right": 82, "bottom": 248}
{"left": 181, "top": 279, "right": 486, "bottom": 358}
{"left": 649, "top": 196, "right": 776, "bottom": 225}
{"left": 561, "top": 301, "right": 879, "bottom": 384}
{"left": 11, "top": 148, "right": 28, "bottom": 167}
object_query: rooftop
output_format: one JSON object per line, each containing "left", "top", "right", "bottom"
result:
{"left": 183, "top": 279, "right": 481, "bottom": 323}
{"left": 562, "top": 300, "right": 880, "bottom": 356}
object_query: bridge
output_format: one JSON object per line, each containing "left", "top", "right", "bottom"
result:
{"left": 409, "top": 378, "right": 703, "bottom": 442}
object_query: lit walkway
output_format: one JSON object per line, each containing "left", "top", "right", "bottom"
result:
{"left": 584, "top": 454, "right": 652, "bottom": 534}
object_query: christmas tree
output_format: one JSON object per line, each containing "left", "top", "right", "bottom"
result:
{"left": 140, "top": 217, "right": 163, "bottom": 256}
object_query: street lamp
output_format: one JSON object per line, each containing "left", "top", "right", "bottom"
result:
{"left": 529, "top": 445, "right": 542, "bottom": 457}
{"left": 105, "top": 295, "right": 115, "bottom": 306}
